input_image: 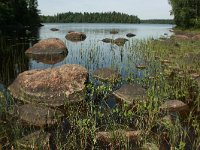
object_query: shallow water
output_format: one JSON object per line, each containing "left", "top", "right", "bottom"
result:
{"left": 0, "top": 23, "right": 174, "bottom": 85}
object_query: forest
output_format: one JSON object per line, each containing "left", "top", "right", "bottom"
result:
{"left": 40, "top": 12, "right": 141, "bottom": 23}
{"left": 0, "top": 0, "right": 40, "bottom": 29}
{"left": 169, "top": 0, "right": 200, "bottom": 28}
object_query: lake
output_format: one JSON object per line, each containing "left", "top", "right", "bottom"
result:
{"left": 0, "top": 23, "right": 174, "bottom": 86}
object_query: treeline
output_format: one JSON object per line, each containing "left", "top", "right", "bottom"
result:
{"left": 169, "top": 0, "right": 200, "bottom": 28}
{"left": 40, "top": 12, "right": 141, "bottom": 23}
{"left": 0, "top": 0, "right": 40, "bottom": 29}
{"left": 141, "top": 19, "right": 174, "bottom": 24}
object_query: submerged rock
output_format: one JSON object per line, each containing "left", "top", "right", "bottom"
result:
{"left": 16, "top": 130, "right": 50, "bottom": 149}
{"left": 50, "top": 28, "right": 59, "bottom": 31}
{"left": 114, "top": 38, "right": 128, "bottom": 46}
{"left": 126, "top": 33, "right": 136, "bottom": 38}
{"left": 93, "top": 68, "right": 121, "bottom": 82}
{"left": 8, "top": 64, "right": 88, "bottom": 107}
{"left": 25, "top": 38, "right": 67, "bottom": 55}
{"left": 96, "top": 130, "right": 141, "bottom": 144}
{"left": 9, "top": 104, "right": 63, "bottom": 126}
{"left": 113, "top": 84, "right": 147, "bottom": 105}
{"left": 160, "top": 100, "right": 189, "bottom": 114}
{"left": 102, "top": 38, "right": 114, "bottom": 43}
{"left": 65, "top": 32, "right": 86, "bottom": 42}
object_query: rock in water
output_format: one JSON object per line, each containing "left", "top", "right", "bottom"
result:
{"left": 8, "top": 64, "right": 88, "bottom": 107}
{"left": 126, "top": 33, "right": 136, "bottom": 38}
{"left": 113, "top": 84, "right": 147, "bottom": 105}
{"left": 25, "top": 38, "right": 67, "bottom": 55}
{"left": 114, "top": 38, "right": 128, "bottom": 46}
{"left": 50, "top": 28, "right": 59, "bottom": 31}
{"left": 16, "top": 130, "right": 50, "bottom": 149}
{"left": 9, "top": 104, "right": 64, "bottom": 126}
{"left": 102, "top": 38, "right": 114, "bottom": 43}
{"left": 93, "top": 68, "right": 121, "bottom": 83}
{"left": 65, "top": 32, "right": 86, "bottom": 42}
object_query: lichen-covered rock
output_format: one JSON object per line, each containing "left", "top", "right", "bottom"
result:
{"left": 93, "top": 68, "right": 121, "bottom": 82}
{"left": 9, "top": 104, "right": 63, "bottom": 126}
{"left": 8, "top": 64, "right": 88, "bottom": 107}
{"left": 160, "top": 100, "right": 189, "bottom": 114}
{"left": 114, "top": 38, "right": 128, "bottom": 46}
{"left": 25, "top": 38, "right": 67, "bottom": 55}
{"left": 113, "top": 84, "right": 147, "bottom": 105}
{"left": 126, "top": 33, "right": 136, "bottom": 38}
{"left": 16, "top": 130, "right": 50, "bottom": 149}
{"left": 65, "top": 32, "right": 86, "bottom": 42}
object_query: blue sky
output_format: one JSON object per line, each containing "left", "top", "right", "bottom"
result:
{"left": 38, "top": 0, "right": 173, "bottom": 19}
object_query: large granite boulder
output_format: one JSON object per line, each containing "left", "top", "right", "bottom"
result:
{"left": 25, "top": 38, "right": 67, "bottom": 55}
{"left": 9, "top": 104, "right": 63, "bottom": 127}
{"left": 8, "top": 64, "right": 88, "bottom": 107}
{"left": 65, "top": 32, "right": 86, "bottom": 42}
{"left": 113, "top": 84, "right": 147, "bottom": 105}
{"left": 93, "top": 68, "right": 121, "bottom": 83}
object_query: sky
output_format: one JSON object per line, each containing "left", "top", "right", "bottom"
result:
{"left": 38, "top": 0, "right": 173, "bottom": 19}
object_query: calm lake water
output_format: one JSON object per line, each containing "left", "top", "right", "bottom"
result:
{"left": 0, "top": 23, "right": 174, "bottom": 86}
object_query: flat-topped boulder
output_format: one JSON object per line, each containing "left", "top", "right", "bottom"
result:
{"left": 8, "top": 64, "right": 88, "bottom": 107}
{"left": 93, "top": 68, "right": 121, "bottom": 82}
{"left": 16, "top": 130, "right": 50, "bottom": 149}
{"left": 114, "top": 38, "right": 128, "bottom": 46}
{"left": 9, "top": 104, "right": 63, "bottom": 126}
{"left": 96, "top": 130, "right": 141, "bottom": 144}
{"left": 126, "top": 33, "right": 136, "bottom": 38}
{"left": 160, "top": 100, "right": 189, "bottom": 114}
{"left": 65, "top": 32, "right": 86, "bottom": 42}
{"left": 102, "top": 38, "right": 114, "bottom": 43}
{"left": 25, "top": 38, "right": 67, "bottom": 55}
{"left": 113, "top": 84, "right": 147, "bottom": 105}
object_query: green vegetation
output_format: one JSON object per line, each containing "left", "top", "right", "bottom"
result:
{"left": 141, "top": 19, "right": 174, "bottom": 24}
{"left": 0, "top": 33, "right": 200, "bottom": 149}
{"left": 40, "top": 11, "right": 140, "bottom": 23}
{"left": 169, "top": 0, "right": 200, "bottom": 28}
{"left": 0, "top": 0, "right": 40, "bottom": 29}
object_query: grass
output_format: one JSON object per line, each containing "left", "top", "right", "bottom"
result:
{"left": 0, "top": 31, "right": 200, "bottom": 149}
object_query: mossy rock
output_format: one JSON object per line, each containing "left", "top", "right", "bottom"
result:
{"left": 16, "top": 130, "right": 50, "bottom": 149}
